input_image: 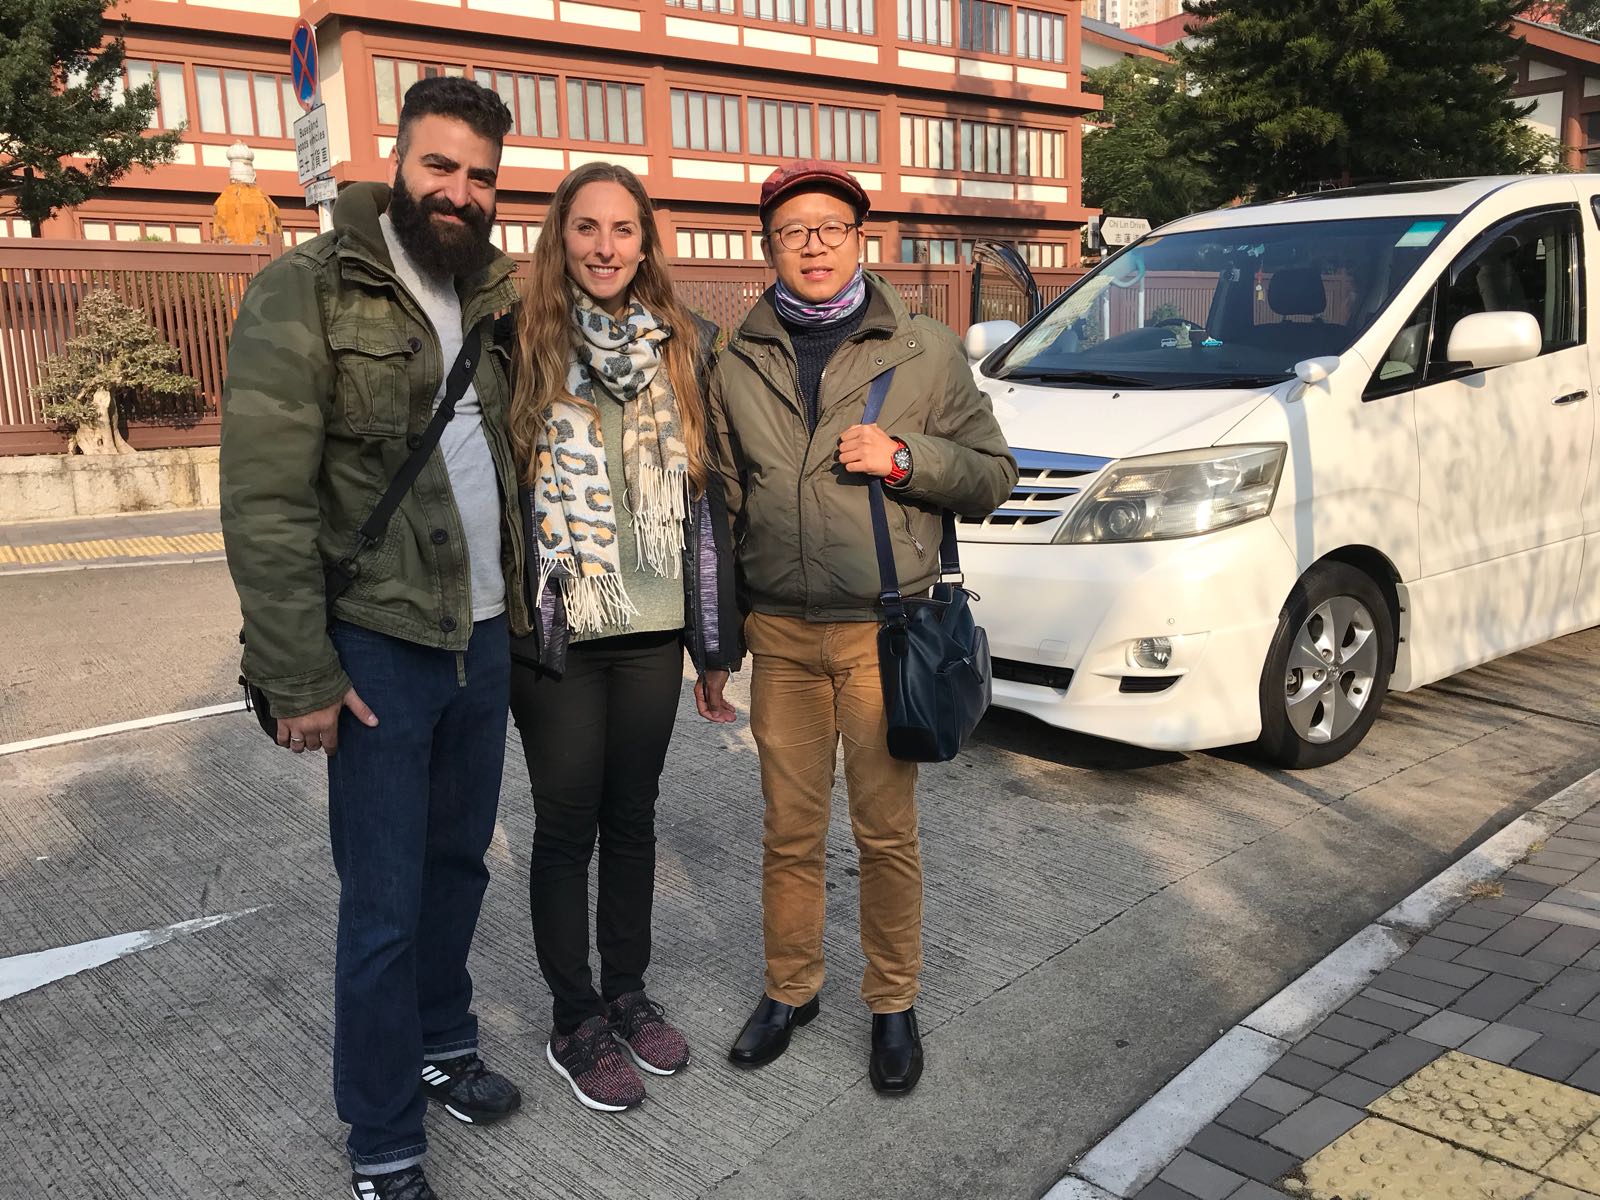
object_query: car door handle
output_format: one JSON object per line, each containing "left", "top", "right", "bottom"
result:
{"left": 1553, "top": 390, "right": 1589, "bottom": 406}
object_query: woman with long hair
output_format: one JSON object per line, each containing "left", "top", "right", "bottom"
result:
{"left": 507, "top": 162, "right": 741, "bottom": 1113}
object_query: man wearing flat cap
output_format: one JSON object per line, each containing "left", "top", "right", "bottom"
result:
{"left": 706, "top": 161, "right": 1015, "bottom": 1093}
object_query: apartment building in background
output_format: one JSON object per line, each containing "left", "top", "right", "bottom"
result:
{"left": 2, "top": 0, "right": 1099, "bottom": 269}
{"left": 1091, "top": 0, "right": 1182, "bottom": 30}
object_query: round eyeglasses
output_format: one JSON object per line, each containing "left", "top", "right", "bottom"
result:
{"left": 770, "top": 220, "right": 860, "bottom": 251}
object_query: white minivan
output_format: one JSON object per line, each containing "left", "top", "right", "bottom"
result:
{"left": 960, "top": 176, "right": 1600, "bottom": 767}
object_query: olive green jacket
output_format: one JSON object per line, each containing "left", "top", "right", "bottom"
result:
{"left": 220, "top": 182, "right": 526, "bottom": 719}
{"left": 708, "top": 274, "right": 1017, "bottom": 622}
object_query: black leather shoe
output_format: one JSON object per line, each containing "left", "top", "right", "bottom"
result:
{"left": 870, "top": 1008, "right": 923, "bottom": 1094}
{"left": 728, "top": 994, "right": 820, "bottom": 1067}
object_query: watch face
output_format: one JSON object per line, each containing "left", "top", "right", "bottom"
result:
{"left": 893, "top": 446, "right": 913, "bottom": 472}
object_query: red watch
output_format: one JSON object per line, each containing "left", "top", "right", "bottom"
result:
{"left": 885, "top": 438, "right": 913, "bottom": 487}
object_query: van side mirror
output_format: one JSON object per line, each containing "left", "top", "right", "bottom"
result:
{"left": 964, "top": 319, "right": 1020, "bottom": 363}
{"left": 1444, "top": 311, "right": 1542, "bottom": 370}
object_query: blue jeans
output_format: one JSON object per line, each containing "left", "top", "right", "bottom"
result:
{"left": 326, "top": 615, "right": 510, "bottom": 1174}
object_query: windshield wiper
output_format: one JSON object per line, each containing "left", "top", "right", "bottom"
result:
{"left": 1000, "top": 368, "right": 1155, "bottom": 388}
{"left": 1167, "top": 373, "right": 1294, "bottom": 389}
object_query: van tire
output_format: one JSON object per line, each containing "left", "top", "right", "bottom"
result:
{"left": 1254, "top": 562, "right": 1394, "bottom": 770}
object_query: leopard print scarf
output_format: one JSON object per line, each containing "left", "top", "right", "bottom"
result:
{"left": 530, "top": 287, "right": 689, "bottom": 634}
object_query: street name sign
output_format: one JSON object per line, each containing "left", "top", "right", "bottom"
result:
{"left": 1100, "top": 217, "right": 1152, "bottom": 247}
{"left": 304, "top": 176, "right": 337, "bottom": 207}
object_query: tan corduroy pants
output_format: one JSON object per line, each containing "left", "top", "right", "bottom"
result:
{"left": 745, "top": 611, "right": 923, "bottom": 1013}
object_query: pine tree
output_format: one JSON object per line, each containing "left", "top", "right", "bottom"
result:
{"left": 1558, "top": 0, "right": 1600, "bottom": 36}
{"left": 34, "top": 289, "right": 198, "bottom": 454}
{"left": 1083, "top": 57, "right": 1230, "bottom": 227}
{"left": 1, "top": 0, "right": 184, "bottom": 232}
{"left": 1178, "top": 0, "right": 1547, "bottom": 202}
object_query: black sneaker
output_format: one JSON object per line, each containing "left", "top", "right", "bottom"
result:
{"left": 350, "top": 1167, "right": 437, "bottom": 1200}
{"left": 419, "top": 1052, "right": 522, "bottom": 1125}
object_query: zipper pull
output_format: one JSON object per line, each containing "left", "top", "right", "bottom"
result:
{"left": 912, "top": 536, "right": 926, "bottom": 557}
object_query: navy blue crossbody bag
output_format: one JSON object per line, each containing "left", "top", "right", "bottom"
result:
{"left": 861, "top": 368, "right": 992, "bottom": 762}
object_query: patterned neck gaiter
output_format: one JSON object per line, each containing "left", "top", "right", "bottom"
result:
{"left": 772, "top": 267, "right": 867, "bottom": 327}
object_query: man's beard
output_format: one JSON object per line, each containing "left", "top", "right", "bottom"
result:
{"left": 388, "top": 172, "right": 496, "bottom": 277}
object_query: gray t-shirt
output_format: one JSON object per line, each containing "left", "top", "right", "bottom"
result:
{"left": 380, "top": 214, "right": 505, "bottom": 622}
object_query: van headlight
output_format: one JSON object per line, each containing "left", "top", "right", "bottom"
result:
{"left": 1055, "top": 445, "right": 1286, "bottom": 544}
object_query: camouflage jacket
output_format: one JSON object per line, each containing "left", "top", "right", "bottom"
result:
{"left": 220, "top": 182, "right": 527, "bottom": 719}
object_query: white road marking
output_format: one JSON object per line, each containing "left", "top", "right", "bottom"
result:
{"left": 0, "top": 909, "right": 261, "bottom": 1003}
{"left": 0, "top": 701, "right": 244, "bottom": 758}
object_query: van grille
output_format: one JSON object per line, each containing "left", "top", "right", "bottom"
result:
{"left": 959, "top": 449, "right": 1112, "bottom": 541}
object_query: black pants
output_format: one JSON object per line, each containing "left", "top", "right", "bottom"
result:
{"left": 509, "top": 628, "right": 684, "bottom": 1035}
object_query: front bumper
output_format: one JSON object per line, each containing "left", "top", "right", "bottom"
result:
{"left": 962, "top": 519, "right": 1300, "bottom": 752}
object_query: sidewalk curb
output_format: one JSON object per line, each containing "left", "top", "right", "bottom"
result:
{"left": 1045, "top": 767, "right": 1600, "bottom": 1200}
{"left": 0, "top": 552, "right": 226, "bottom": 577}
{"left": 0, "top": 701, "right": 245, "bottom": 757}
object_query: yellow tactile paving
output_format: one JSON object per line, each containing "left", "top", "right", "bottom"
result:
{"left": 1532, "top": 1182, "right": 1600, "bottom": 1200}
{"left": 1370, "top": 1052, "right": 1600, "bottom": 1171}
{"left": 0, "top": 531, "right": 223, "bottom": 565}
{"left": 1546, "top": 1123, "right": 1600, "bottom": 1194}
{"left": 1293, "top": 1117, "right": 1543, "bottom": 1199}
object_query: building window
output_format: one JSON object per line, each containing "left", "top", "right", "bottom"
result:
{"left": 666, "top": 0, "right": 737, "bottom": 10}
{"left": 744, "top": 0, "right": 808, "bottom": 24}
{"left": 123, "top": 61, "right": 189, "bottom": 130}
{"left": 865, "top": 235, "right": 882, "bottom": 263}
{"left": 961, "top": 120, "right": 1012, "bottom": 175}
{"left": 900, "top": 237, "right": 972, "bottom": 264}
{"left": 959, "top": 0, "right": 1010, "bottom": 55}
{"left": 0, "top": 216, "right": 35, "bottom": 238}
{"left": 675, "top": 228, "right": 748, "bottom": 259}
{"left": 492, "top": 222, "right": 543, "bottom": 254}
{"left": 474, "top": 69, "right": 559, "bottom": 139}
{"left": 819, "top": 106, "right": 879, "bottom": 165}
{"left": 285, "top": 228, "right": 320, "bottom": 246}
{"left": 814, "top": 0, "right": 876, "bottom": 34}
{"left": 1020, "top": 241, "right": 1066, "bottom": 268}
{"left": 748, "top": 99, "right": 813, "bottom": 158}
{"left": 567, "top": 78, "right": 645, "bottom": 145}
{"left": 671, "top": 90, "right": 742, "bottom": 154}
{"left": 900, "top": 114, "right": 957, "bottom": 170}
{"left": 1017, "top": 127, "right": 1066, "bottom": 180}
{"left": 83, "top": 220, "right": 203, "bottom": 242}
{"left": 373, "top": 58, "right": 468, "bottom": 127}
{"left": 195, "top": 66, "right": 296, "bottom": 138}
{"left": 899, "top": 0, "right": 954, "bottom": 46}
{"left": 1016, "top": 8, "right": 1064, "bottom": 63}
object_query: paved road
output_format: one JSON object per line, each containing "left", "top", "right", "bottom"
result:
{"left": 2, "top": 560, "right": 1598, "bottom": 1199}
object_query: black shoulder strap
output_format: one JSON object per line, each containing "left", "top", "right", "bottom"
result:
{"left": 334, "top": 314, "right": 494, "bottom": 582}
{"left": 861, "top": 369, "right": 961, "bottom": 624}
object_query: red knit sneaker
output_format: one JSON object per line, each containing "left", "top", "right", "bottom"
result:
{"left": 608, "top": 991, "right": 691, "bottom": 1076}
{"left": 546, "top": 1015, "right": 646, "bottom": 1112}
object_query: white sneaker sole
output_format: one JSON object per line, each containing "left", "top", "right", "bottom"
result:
{"left": 545, "top": 1040, "right": 640, "bottom": 1112}
{"left": 615, "top": 1033, "right": 689, "bottom": 1076}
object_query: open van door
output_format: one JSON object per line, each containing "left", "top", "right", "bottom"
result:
{"left": 971, "top": 241, "right": 1041, "bottom": 327}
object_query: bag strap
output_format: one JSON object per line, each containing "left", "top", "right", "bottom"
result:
{"left": 862, "top": 370, "right": 906, "bottom": 623}
{"left": 861, "top": 368, "right": 963, "bottom": 625}
{"left": 331, "top": 314, "right": 494, "bottom": 591}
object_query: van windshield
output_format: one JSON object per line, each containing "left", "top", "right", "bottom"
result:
{"left": 995, "top": 216, "right": 1449, "bottom": 389}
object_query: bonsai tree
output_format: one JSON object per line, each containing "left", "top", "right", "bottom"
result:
{"left": 33, "top": 288, "right": 198, "bottom": 454}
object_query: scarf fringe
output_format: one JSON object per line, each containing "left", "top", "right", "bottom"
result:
{"left": 560, "top": 569, "right": 641, "bottom": 636}
{"left": 634, "top": 464, "right": 689, "bottom": 578}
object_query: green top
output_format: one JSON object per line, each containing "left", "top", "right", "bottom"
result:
{"left": 573, "top": 385, "right": 686, "bottom": 643}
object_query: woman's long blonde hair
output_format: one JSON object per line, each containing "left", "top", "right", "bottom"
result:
{"left": 510, "top": 162, "right": 708, "bottom": 493}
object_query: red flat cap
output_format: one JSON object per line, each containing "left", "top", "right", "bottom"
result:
{"left": 758, "top": 160, "right": 872, "bottom": 222}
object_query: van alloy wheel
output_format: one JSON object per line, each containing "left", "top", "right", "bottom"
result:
{"left": 1254, "top": 561, "right": 1394, "bottom": 770}
{"left": 1282, "top": 596, "right": 1380, "bottom": 743}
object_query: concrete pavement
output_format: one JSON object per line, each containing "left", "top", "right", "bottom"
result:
{"left": 2, "top": 557, "right": 1600, "bottom": 1198}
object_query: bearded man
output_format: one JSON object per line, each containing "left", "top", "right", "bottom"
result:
{"left": 220, "top": 76, "right": 526, "bottom": 1200}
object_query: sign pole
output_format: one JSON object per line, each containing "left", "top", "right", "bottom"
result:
{"left": 290, "top": 17, "right": 335, "bottom": 234}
